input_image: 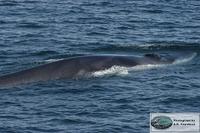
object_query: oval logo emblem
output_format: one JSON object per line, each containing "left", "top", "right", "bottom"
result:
{"left": 151, "top": 116, "right": 173, "bottom": 129}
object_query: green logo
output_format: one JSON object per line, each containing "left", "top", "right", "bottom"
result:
{"left": 151, "top": 116, "right": 173, "bottom": 129}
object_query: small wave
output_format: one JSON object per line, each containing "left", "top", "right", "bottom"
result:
{"left": 0, "top": 1, "right": 18, "bottom": 7}
{"left": 33, "top": 58, "right": 63, "bottom": 64}
{"left": 94, "top": 43, "right": 200, "bottom": 52}
{"left": 31, "top": 50, "right": 59, "bottom": 56}
{"left": 17, "top": 22, "right": 46, "bottom": 29}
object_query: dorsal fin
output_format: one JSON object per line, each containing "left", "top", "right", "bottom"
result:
{"left": 144, "top": 53, "right": 161, "bottom": 60}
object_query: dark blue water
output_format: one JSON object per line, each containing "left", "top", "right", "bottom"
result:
{"left": 0, "top": 0, "right": 200, "bottom": 132}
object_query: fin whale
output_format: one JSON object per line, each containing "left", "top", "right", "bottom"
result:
{"left": 0, "top": 53, "right": 180, "bottom": 87}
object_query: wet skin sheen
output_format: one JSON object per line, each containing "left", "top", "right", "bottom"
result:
{"left": 0, "top": 54, "right": 174, "bottom": 87}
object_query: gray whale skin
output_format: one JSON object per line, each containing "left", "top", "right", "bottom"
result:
{"left": 0, "top": 53, "right": 175, "bottom": 87}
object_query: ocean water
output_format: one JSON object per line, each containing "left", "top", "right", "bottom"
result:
{"left": 0, "top": 0, "right": 200, "bottom": 132}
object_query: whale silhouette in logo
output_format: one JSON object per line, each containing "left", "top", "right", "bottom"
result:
{"left": 0, "top": 53, "right": 195, "bottom": 87}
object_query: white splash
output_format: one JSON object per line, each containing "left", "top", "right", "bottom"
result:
{"left": 92, "top": 66, "right": 129, "bottom": 77}
{"left": 44, "top": 59, "right": 63, "bottom": 63}
{"left": 173, "top": 52, "right": 197, "bottom": 65}
{"left": 91, "top": 64, "right": 166, "bottom": 77}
